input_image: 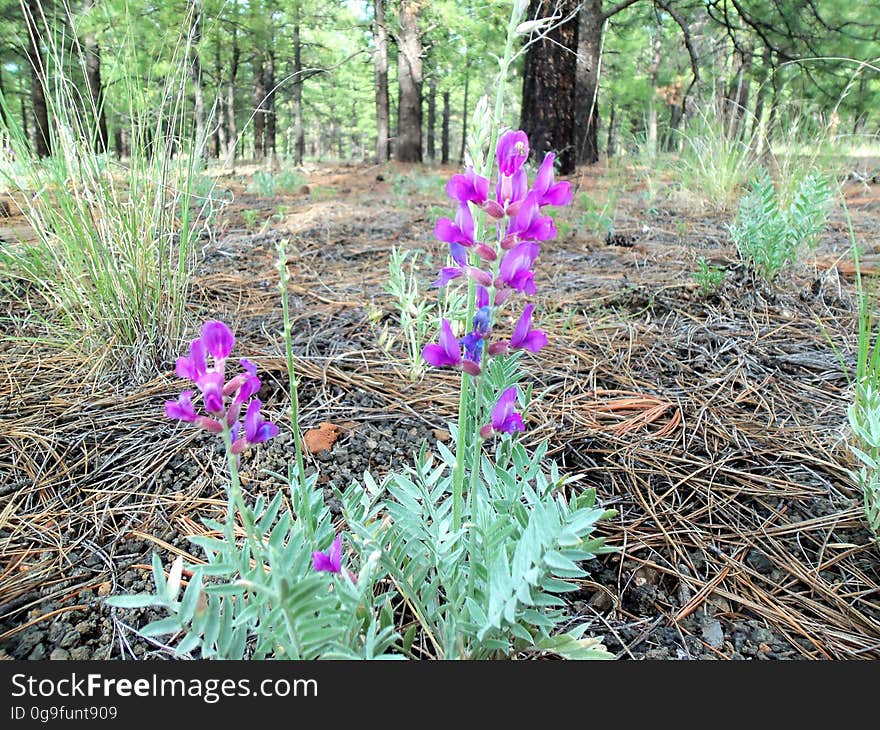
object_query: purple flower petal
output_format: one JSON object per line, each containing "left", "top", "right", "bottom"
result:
{"left": 312, "top": 534, "right": 343, "bottom": 574}
{"left": 175, "top": 338, "right": 207, "bottom": 382}
{"left": 496, "top": 130, "right": 529, "bottom": 176}
{"left": 164, "top": 391, "right": 198, "bottom": 422}
{"left": 432, "top": 267, "right": 463, "bottom": 288}
{"left": 198, "top": 371, "right": 225, "bottom": 414}
{"left": 476, "top": 286, "right": 490, "bottom": 309}
{"left": 534, "top": 153, "right": 573, "bottom": 207}
{"left": 433, "top": 204, "right": 475, "bottom": 247}
{"left": 510, "top": 304, "right": 548, "bottom": 352}
{"left": 490, "top": 386, "right": 526, "bottom": 435}
{"left": 201, "top": 321, "right": 235, "bottom": 360}
{"left": 446, "top": 166, "right": 489, "bottom": 205}
{"left": 508, "top": 192, "right": 557, "bottom": 242}
{"left": 422, "top": 319, "right": 462, "bottom": 368}
{"left": 449, "top": 242, "right": 468, "bottom": 266}
{"left": 498, "top": 241, "right": 540, "bottom": 294}
{"left": 243, "top": 398, "right": 278, "bottom": 444}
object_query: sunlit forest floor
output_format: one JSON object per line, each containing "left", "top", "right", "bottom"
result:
{"left": 2, "top": 157, "right": 880, "bottom": 659}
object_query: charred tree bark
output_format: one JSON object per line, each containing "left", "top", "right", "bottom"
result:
{"left": 521, "top": 0, "right": 579, "bottom": 173}
{"left": 373, "top": 0, "right": 390, "bottom": 163}
{"left": 23, "top": 0, "right": 51, "bottom": 157}
{"left": 253, "top": 52, "right": 266, "bottom": 159}
{"left": 574, "top": 0, "right": 602, "bottom": 166}
{"left": 395, "top": 0, "right": 423, "bottom": 163}
{"left": 441, "top": 89, "right": 450, "bottom": 164}
{"left": 264, "top": 46, "right": 277, "bottom": 165}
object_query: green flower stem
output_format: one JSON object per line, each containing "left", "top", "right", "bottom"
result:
{"left": 221, "top": 425, "right": 261, "bottom": 554}
{"left": 451, "top": 1, "right": 527, "bottom": 533}
{"left": 276, "top": 239, "right": 313, "bottom": 535}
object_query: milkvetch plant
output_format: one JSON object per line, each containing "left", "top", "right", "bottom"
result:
{"left": 107, "top": 320, "right": 398, "bottom": 659}
{"left": 340, "top": 0, "right": 615, "bottom": 659}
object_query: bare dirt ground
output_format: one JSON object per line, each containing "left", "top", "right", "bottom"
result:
{"left": 1, "top": 158, "right": 879, "bottom": 659}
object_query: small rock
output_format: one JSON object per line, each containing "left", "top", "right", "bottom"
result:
{"left": 69, "top": 647, "right": 91, "bottom": 660}
{"left": 50, "top": 648, "right": 70, "bottom": 661}
{"left": 28, "top": 643, "right": 47, "bottom": 661}
{"left": 701, "top": 617, "right": 724, "bottom": 649}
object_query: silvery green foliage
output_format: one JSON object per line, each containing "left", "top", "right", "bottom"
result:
{"left": 730, "top": 167, "right": 832, "bottom": 279}
{"left": 848, "top": 384, "right": 880, "bottom": 542}
{"left": 107, "top": 471, "right": 399, "bottom": 659}
{"left": 339, "top": 438, "right": 616, "bottom": 660}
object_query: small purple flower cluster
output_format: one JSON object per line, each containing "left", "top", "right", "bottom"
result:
{"left": 422, "top": 131, "right": 571, "bottom": 437}
{"left": 165, "top": 320, "right": 278, "bottom": 453}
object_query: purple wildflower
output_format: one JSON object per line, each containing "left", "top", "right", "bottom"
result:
{"left": 533, "top": 153, "right": 573, "bottom": 207}
{"left": 497, "top": 241, "right": 540, "bottom": 295}
{"left": 446, "top": 166, "right": 489, "bottom": 205}
{"left": 312, "top": 534, "right": 343, "bottom": 574}
{"left": 165, "top": 391, "right": 198, "bottom": 422}
{"left": 480, "top": 387, "right": 525, "bottom": 438}
{"left": 434, "top": 203, "right": 475, "bottom": 248}
{"left": 175, "top": 338, "right": 207, "bottom": 382}
{"left": 506, "top": 192, "right": 556, "bottom": 243}
{"left": 460, "top": 332, "right": 483, "bottom": 365}
{"left": 422, "top": 319, "right": 462, "bottom": 368}
{"left": 473, "top": 306, "right": 492, "bottom": 335}
{"left": 201, "top": 320, "right": 235, "bottom": 361}
{"left": 510, "top": 304, "right": 547, "bottom": 352}
{"left": 244, "top": 399, "right": 279, "bottom": 443}
{"left": 496, "top": 130, "right": 529, "bottom": 176}
{"left": 199, "top": 371, "right": 226, "bottom": 414}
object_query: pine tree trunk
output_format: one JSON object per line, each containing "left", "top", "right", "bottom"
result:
{"left": 214, "top": 42, "right": 227, "bottom": 160}
{"left": 395, "top": 0, "right": 423, "bottom": 163}
{"left": 224, "top": 24, "right": 239, "bottom": 168}
{"left": 373, "top": 0, "right": 390, "bottom": 164}
{"left": 253, "top": 53, "right": 265, "bottom": 160}
{"left": 264, "top": 46, "right": 277, "bottom": 166}
{"left": 574, "top": 0, "right": 602, "bottom": 166}
{"left": 293, "top": 1, "right": 305, "bottom": 165}
{"left": 23, "top": 0, "right": 50, "bottom": 157}
{"left": 441, "top": 89, "right": 450, "bottom": 164}
{"left": 427, "top": 76, "right": 436, "bottom": 161}
{"left": 189, "top": 1, "right": 206, "bottom": 157}
{"left": 521, "top": 0, "right": 579, "bottom": 173}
